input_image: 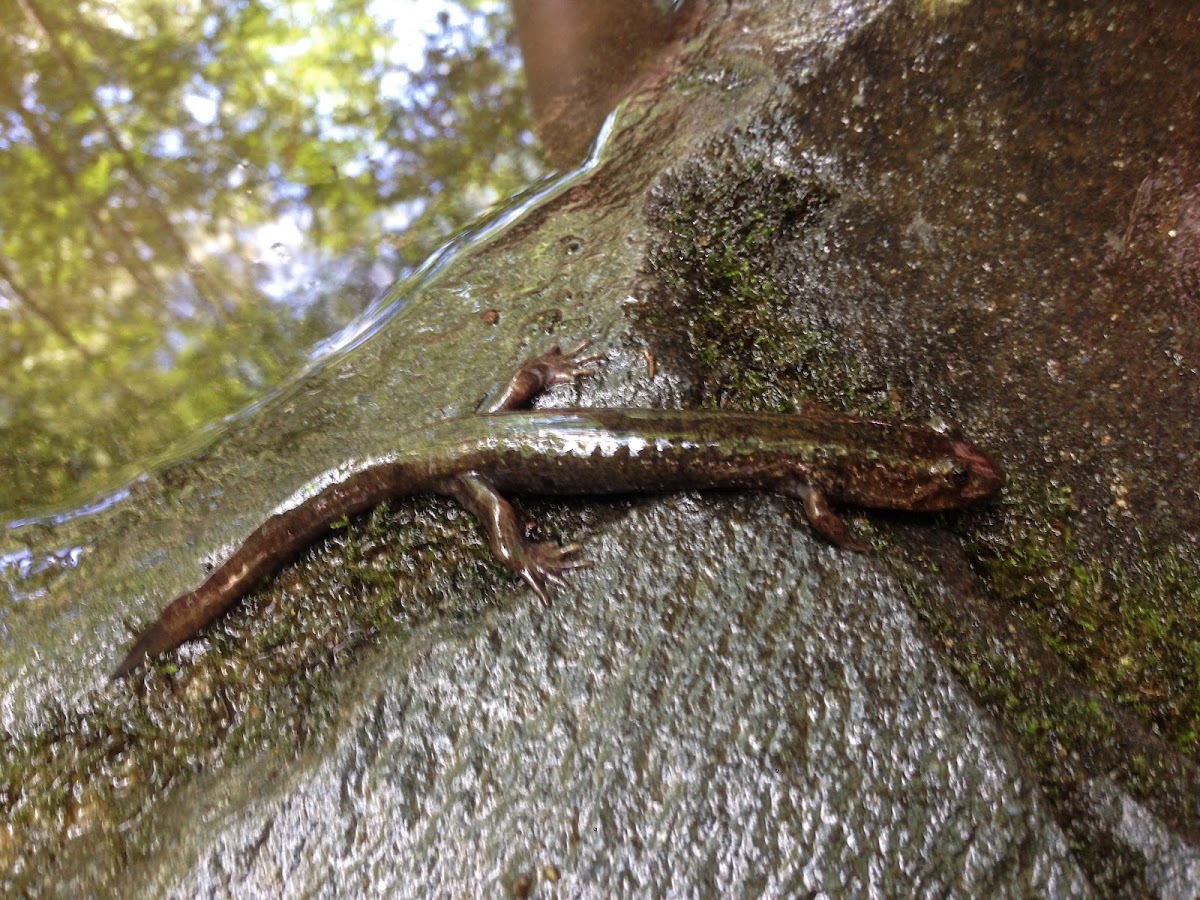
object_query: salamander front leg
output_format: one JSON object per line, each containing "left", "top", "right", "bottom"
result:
{"left": 791, "top": 484, "right": 870, "bottom": 553}
{"left": 448, "top": 472, "right": 592, "bottom": 602}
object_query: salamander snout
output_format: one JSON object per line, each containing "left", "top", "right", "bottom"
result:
{"left": 947, "top": 440, "right": 1005, "bottom": 501}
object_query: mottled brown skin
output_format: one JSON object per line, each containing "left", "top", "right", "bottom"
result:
{"left": 112, "top": 344, "right": 1003, "bottom": 678}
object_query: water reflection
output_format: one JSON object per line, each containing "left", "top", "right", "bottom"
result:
{"left": 0, "top": 0, "right": 685, "bottom": 524}
{"left": 0, "top": 0, "right": 539, "bottom": 520}
{"left": 514, "top": 0, "right": 685, "bottom": 167}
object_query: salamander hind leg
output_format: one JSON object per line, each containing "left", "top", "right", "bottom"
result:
{"left": 791, "top": 484, "right": 870, "bottom": 553}
{"left": 510, "top": 540, "right": 593, "bottom": 605}
{"left": 448, "top": 472, "right": 592, "bottom": 603}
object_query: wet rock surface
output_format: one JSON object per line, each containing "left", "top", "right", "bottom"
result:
{"left": 3, "top": 0, "right": 1198, "bottom": 896}
{"left": 129, "top": 502, "right": 1087, "bottom": 896}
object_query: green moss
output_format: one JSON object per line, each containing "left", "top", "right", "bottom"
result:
{"left": 903, "top": 568, "right": 1165, "bottom": 896}
{"left": 642, "top": 147, "right": 887, "bottom": 414}
{"left": 894, "top": 466, "right": 1200, "bottom": 894}
{"left": 968, "top": 477, "right": 1200, "bottom": 755}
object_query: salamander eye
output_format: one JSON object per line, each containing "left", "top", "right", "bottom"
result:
{"left": 926, "top": 416, "right": 964, "bottom": 439}
{"left": 931, "top": 457, "right": 970, "bottom": 487}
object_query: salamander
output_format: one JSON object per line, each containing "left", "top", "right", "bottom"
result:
{"left": 112, "top": 343, "right": 1003, "bottom": 677}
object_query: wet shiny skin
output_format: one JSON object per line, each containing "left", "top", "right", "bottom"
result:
{"left": 113, "top": 345, "right": 1003, "bottom": 677}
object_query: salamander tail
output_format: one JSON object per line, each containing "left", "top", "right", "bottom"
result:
{"left": 111, "top": 624, "right": 168, "bottom": 680}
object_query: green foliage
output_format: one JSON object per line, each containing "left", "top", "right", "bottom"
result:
{"left": 0, "top": 0, "right": 543, "bottom": 520}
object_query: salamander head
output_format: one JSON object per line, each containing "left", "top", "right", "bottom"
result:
{"left": 837, "top": 437, "right": 1005, "bottom": 512}
{"left": 950, "top": 440, "right": 1004, "bottom": 497}
{"left": 907, "top": 440, "right": 1005, "bottom": 510}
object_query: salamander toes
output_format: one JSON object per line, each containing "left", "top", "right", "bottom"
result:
{"left": 538, "top": 341, "right": 606, "bottom": 387}
{"left": 518, "top": 541, "right": 593, "bottom": 604}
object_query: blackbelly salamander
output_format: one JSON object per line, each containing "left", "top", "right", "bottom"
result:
{"left": 113, "top": 343, "right": 1003, "bottom": 677}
